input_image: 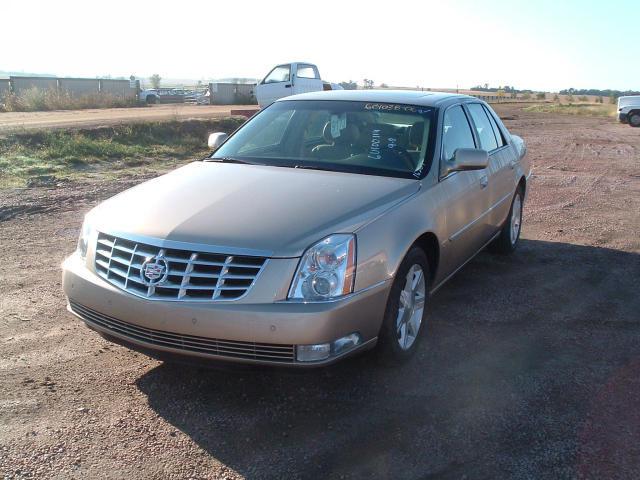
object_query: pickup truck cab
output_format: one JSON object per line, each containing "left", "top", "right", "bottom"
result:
{"left": 255, "top": 62, "right": 342, "bottom": 107}
{"left": 617, "top": 96, "right": 640, "bottom": 127}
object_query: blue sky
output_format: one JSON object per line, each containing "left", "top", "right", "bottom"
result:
{"left": 1, "top": 0, "right": 638, "bottom": 91}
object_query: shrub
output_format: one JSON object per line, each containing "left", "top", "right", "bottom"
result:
{"left": 536, "top": 92, "right": 546, "bottom": 100}
{"left": 339, "top": 80, "right": 357, "bottom": 90}
{"left": 578, "top": 95, "right": 588, "bottom": 102}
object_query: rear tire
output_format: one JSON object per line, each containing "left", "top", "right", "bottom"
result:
{"left": 629, "top": 111, "right": 640, "bottom": 128}
{"left": 377, "top": 247, "right": 430, "bottom": 365}
{"left": 488, "top": 187, "right": 524, "bottom": 254}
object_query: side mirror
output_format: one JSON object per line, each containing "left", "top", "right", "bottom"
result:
{"left": 208, "top": 132, "right": 228, "bottom": 150}
{"left": 443, "top": 148, "right": 488, "bottom": 176}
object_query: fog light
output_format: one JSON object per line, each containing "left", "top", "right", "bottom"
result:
{"left": 296, "top": 343, "right": 331, "bottom": 362}
{"left": 333, "top": 333, "right": 361, "bottom": 355}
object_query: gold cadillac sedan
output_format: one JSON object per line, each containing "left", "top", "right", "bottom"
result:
{"left": 62, "top": 90, "right": 530, "bottom": 367}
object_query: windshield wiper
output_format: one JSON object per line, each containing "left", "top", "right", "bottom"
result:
{"left": 207, "top": 157, "right": 255, "bottom": 165}
{"left": 286, "top": 164, "right": 335, "bottom": 172}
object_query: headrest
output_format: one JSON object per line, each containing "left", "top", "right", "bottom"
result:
{"left": 322, "top": 122, "right": 360, "bottom": 145}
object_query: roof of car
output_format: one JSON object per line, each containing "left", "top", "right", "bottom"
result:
{"left": 278, "top": 89, "right": 475, "bottom": 107}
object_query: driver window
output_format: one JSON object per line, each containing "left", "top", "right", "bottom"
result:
{"left": 441, "top": 105, "right": 476, "bottom": 165}
{"left": 263, "top": 65, "right": 291, "bottom": 84}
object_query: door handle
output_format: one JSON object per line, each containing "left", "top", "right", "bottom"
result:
{"left": 285, "top": 84, "right": 292, "bottom": 88}
{"left": 480, "top": 175, "right": 488, "bottom": 188}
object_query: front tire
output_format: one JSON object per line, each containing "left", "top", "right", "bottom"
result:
{"left": 377, "top": 247, "right": 430, "bottom": 364}
{"left": 489, "top": 187, "right": 524, "bottom": 254}
{"left": 629, "top": 111, "right": 640, "bottom": 128}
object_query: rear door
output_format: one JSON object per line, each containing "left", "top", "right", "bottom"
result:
{"left": 438, "top": 104, "right": 492, "bottom": 276}
{"left": 466, "top": 103, "right": 516, "bottom": 232}
{"left": 256, "top": 64, "right": 293, "bottom": 107}
{"left": 292, "top": 63, "right": 323, "bottom": 95}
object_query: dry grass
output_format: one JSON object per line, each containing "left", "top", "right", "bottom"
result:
{"left": 1, "top": 87, "right": 138, "bottom": 112}
{"left": 0, "top": 117, "right": 245, "bottom": 186}
{"left": 523, "top": 103, "right": 616, "bottom": 117}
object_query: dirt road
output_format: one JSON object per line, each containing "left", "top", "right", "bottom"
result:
{"left": 0, "top": 104, "right": 255, "bottom": 133}
{"left": 1, "top": 106, "right": 639, "bottom": 479}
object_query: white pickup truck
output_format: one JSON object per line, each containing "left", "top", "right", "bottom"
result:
{"left": 617, "top": 96, "right": 640, "bottom": 127}
{"left": 255, "top": 62, "right": 343, "bottom": 107}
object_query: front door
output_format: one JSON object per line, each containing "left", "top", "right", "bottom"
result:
{"left": 256, "top": 64, "right": 293, "bottom": 107}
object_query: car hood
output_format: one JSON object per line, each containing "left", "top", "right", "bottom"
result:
{"left": 92, "top": 161, "right": 419, "bottom": 257}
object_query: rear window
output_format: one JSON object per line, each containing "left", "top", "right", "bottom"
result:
{"left": 297, "top": 65, "right": 318, "bottom": 79}
{"left": 483, "top": 105, "right": 506, "bottom": 148}
{"left": 467, "top": 103, "right": 498, "bottom": 152}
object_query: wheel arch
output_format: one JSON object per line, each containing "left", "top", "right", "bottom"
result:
{"left": 411, "top": 231, "right": 440, "bottom": 285}
{"left": 518, "top": 175, "right": 527, "bottom": 194}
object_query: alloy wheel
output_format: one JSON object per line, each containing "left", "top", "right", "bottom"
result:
{"left": 395, "top": 264, "right": 426, "bottom": 350}
{"left": 510, "top": 194, "right": 522, "bottom": 245}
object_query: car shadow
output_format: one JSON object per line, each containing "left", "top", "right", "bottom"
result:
{"left": 135, "top": 239, "right": 640, "bottom": 479}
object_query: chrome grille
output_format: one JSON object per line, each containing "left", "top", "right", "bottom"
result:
{"left": 94, "top": 232, "right": 266, "bottom": 301}
{"left": 69, "top": 301, "right": 295, "bottom": 363}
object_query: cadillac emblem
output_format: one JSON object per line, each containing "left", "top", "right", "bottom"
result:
{"left": 140, "top": 256, "right": 169, "bottom": 286}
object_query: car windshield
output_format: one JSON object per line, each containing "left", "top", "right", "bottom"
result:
{"left": 209, "top": 100, "right": 435, "bottom": 178}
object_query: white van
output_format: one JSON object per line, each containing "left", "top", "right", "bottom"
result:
{"left": 617, "top": 96, "right": 640, "bottom": 127}
{"left": 255, "top": 62, "right": 342, "bottom": 107}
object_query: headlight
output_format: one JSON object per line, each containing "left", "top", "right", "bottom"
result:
{"left": 288, "top": 234, "right": 356, "bottom": 301}
{"left": 77, "top": 215, "right": 94, "bottom": 259}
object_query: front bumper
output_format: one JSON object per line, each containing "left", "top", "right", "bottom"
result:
{"left": 62, "top": 254, "right": 390, "bottom": 367}
{"left": 618, "top": 112, "right": 628, "bottom": 123}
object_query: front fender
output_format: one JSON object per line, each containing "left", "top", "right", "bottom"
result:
{"left": 353, "top": 184, "right": 444, "bottom": 292}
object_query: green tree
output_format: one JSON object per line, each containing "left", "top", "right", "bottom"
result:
{"left": 150, "top": 74, "right": 161, "bottom": 89}
{"left": 536, "top": 92, "right": 546, "bottom": 100}
{"left": 339, "top": 80, "right": 357, "bottom": 90}
{"left": 363, "top": 79, "right": 374, "bottom": 89}
{"left": 521, "top": 93, "right": 532, "bottom": 100}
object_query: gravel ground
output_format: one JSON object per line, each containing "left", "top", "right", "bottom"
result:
{"left": 1, "top": 105, "right": 639, "bottom": 479}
